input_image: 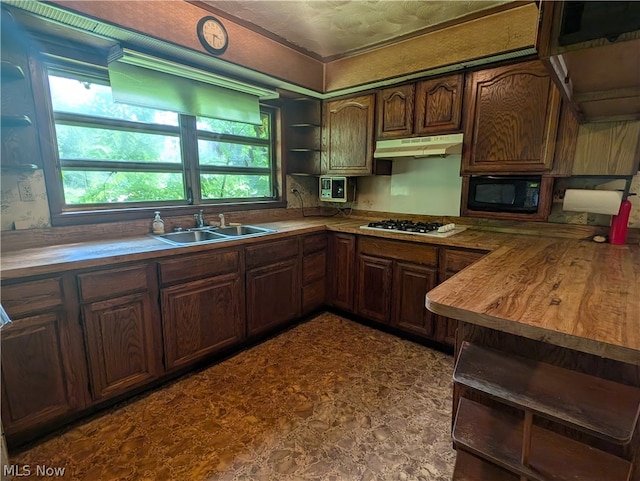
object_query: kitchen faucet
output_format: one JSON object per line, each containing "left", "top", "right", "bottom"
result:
{"left": 194, "top": 209, "right": 204, "bottom": 228}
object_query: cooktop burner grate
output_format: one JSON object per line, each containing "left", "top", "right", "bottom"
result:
{"left": 365, "top": 219, "right": 444, "bottom": 233}
{"left": 360, "top": 219, "right": 466, "bottom": 238}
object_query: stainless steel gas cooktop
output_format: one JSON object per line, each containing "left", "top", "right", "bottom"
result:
{"left": 360, "top": 219, "right": 466, "bottom": 238}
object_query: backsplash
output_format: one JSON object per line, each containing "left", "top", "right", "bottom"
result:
{"left": 352, "top": 156, "right": 463, "bottom": 216}
{"left": 0, "top": 169, "right": 51, "bottom": 231}
{"left": 1, "top": 168, "right": 638, "bottom": 231}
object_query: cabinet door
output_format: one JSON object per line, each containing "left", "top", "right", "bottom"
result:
{"left": 82, "top": 293, "right": 161, "bottom": 402}
{"left": 435, "top": 272, "right": 458, "bottom": 347}
{"left": 377, "top": 84, "right": 415, "bottom": 139}
{"left": 327, "top": 233, "right": 356, "bottom": 312}
{"left": 1, "top": 312, "right": 82, "bottom": 438}
{"left": 392, "top": 262, "right": 437, "bottom": 338}
{"left": 302, "top": 250, "right": 326, "bottom": 315}
{"left": 161, "top": 274, "right": 244, "bottom": 370}
{"left": 324, "top": 94, "right": 376, "bottom": 175}
{"left": 247, "top": 258, "right": 300, "bottom": 337}
{"left": 462, "top": 61, "right": 561, "bottom": 173}
{"left": 436, "top": 248, "right": 488, "bottom": 347}
{"left": 357, "top": 254, "right": 393, "bottom": 324}
{"left": 414, "top": 74, "right": 463, "bottom": 135}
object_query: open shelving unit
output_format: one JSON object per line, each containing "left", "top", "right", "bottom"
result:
{"left": 283, "top": 97, "right": 322, "bottom": 176}
{"left": 452, "top": 341, "right": 640, "bottom": 481}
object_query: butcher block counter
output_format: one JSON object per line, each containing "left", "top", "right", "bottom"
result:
{"left": 0, "top": 217, "right": 505, "bottom": 279}
{"left": 426, "top": 236, "right": 640, "bottom": 365}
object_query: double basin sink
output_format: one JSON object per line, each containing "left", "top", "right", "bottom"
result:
{"left": 153, "top": 225, "right": 276, "bottom": 246}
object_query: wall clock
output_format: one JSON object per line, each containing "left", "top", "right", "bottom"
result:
{"left": 197, "top": 16, "right": 229, "bottom": 55}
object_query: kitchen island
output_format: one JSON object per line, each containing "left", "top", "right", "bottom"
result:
{"left": 426, "top": 237, "right": 640, "bottom": 480}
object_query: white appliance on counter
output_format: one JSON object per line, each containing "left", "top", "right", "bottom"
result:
{"left": 319, "top": 176, "right": 356, "bottom": 202}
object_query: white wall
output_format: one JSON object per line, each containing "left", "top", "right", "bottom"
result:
{"left": 353, "top": 155, "right": 463, "bottom": 216}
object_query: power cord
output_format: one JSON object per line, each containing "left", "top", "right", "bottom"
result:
{"left": 291, "top": 189, "right": 344, "bottom": 217}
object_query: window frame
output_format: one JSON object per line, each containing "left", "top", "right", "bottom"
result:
{"left": 31, "top": 44, "right": 285, "bottom": 227}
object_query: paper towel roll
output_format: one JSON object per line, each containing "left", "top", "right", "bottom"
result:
{"left": 562, "top": 189, "right": 623, "bottom": 215}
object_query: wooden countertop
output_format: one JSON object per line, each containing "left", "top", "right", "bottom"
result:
{"left": 2, "top": 216, "right": 638, "bottom": 365}
{"left": 0, "top": 217, "right": 507, "bottom": 279}
{"left": 426, "top": 237, "right": 640, "bottom": 365}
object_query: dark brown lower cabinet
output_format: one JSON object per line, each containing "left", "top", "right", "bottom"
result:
{"left": 82, "top": 293, "right": 160, "bottom": 401}
{"left": 301, "top": 232, "right": 328, "bottom": 315}
{"left": 356, "top": 237, "right": 438, "bottom": 341}
{"left": 78, "top": 263, "right": 162, "bottom": 403}
{"left": 393, "top": 262, "right": 436, "bottom": 338}
{"left": 247, "top": 258, "right": 300, "bottom": 337}
{"left": 0, "top": 275, "right": 88, "bottom": 445}
{"left": 0, "top": 311, "right": 82, "bottom": 439}
{"left": 357, "top": 254, "right": 393, "bottom": 323}
{"left": 161, "top": 273, "right": 243, "bottom": 370}
{"left": 327, "top": 233, "right": 356, "bottom": 312}
{"left": 437, "top": 248, "right": 488, "bottom": 347}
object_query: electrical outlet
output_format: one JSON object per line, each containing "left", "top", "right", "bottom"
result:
{"left": 17, "top": 181, "right": 34, "bottom": 202}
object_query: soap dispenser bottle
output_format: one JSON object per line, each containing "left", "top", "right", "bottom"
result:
{"left": 152, "top": 211, "right": 165, "bottom": 234}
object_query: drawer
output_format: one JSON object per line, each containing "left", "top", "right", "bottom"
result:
{"left": 358, "top": 236, "right": 437, "bottom": 266}
{"left": 302, "top": 233, "right": 327, "bottom": 255}
{"left": 303, "top": 250, "right": 326, "bottom": 284}
{"left": 78, "top": 264, "right": 148, "bottom": 301}
{"left": 441, "top": 248, "right": 487, "bottom": 273}
{"left": 245, "top": 237, "right": 299, "bottom": 269}
{"left": 159, "top": 249, "right": 240, "bottom": 285}
{"left": 1, "top": 277, "right": 63, "bottom": 318}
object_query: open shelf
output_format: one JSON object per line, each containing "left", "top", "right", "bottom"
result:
{"left": 453, "top": 450, "right": 518, "bottom": 481}
{"left": 290, "top": 123, "right": 321, "bottom": 128}
{"left": 1, "top": 164, "right": 39, "bottom": 172}
{"left": 1, "top": 61, "right": 25, "bottom": 80}
{"left": 454, "top": 342, "right": 640, "bottom": 444}
{"left": 284, "top": 96, "right": 322, "bottom": 176}
{"left": 1, "top": 114, "right": 32, "bottom": 128}
{"left": 453, "top": 397, "right": 632, "bottom": 481}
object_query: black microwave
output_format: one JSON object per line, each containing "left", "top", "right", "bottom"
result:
{"left": 467, "top": 175, "right": 542, "bottom": 213}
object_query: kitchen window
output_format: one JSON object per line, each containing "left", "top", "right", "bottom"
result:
{"left": 40, "top": 60, "right": 279, "bottom": 225}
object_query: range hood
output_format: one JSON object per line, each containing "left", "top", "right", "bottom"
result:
{"left": 373, "top": 133, "right": 463, "bottom": 159}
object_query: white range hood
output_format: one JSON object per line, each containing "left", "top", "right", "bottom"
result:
{"left": 373, "top": 133, "right": 463, "bottom": 159}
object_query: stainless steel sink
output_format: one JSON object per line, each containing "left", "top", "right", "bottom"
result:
{"left": 153, "top": 230, "right": 228, "bottom": 245}
{"left": 213, "top": 225, "right": 276, "bottom": 237}
{"left": 152, "top": 225, "right": 276, "bottom": 245}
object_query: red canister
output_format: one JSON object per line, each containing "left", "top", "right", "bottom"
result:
{"left": 609, "top": 199, "right": 632, "bottom": 245}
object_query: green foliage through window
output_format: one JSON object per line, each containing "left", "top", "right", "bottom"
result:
{"left": 47, "top": 69, "right": 275, "bottom": 208}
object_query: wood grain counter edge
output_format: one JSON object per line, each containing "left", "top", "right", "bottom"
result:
{"left": 426, "top": 239, "right": 640, "bottom": 366}
{"left": 425, "top": 295, "right": 640, "bottom": 365}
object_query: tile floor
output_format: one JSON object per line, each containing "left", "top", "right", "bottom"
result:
{"left": 11, "top": 312, "right": 455, "bottom": 480}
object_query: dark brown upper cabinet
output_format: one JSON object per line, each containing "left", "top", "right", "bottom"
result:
{"left": 414, "top": 74, "right": 464, "bottom": 135}
{"left": 376, "top": 74, "right": 464, "bottom": 140}
{"left": 377, "top": 84, "right": 415, "bottom": 139}
{"left": 323, "top": 94, "right": 390, "bottom": 176}
{"left": 461, "top": 61, "right": 562, "bottom": 174}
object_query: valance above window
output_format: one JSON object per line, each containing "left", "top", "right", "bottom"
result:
{"left": 108, "top": 48, "right": 279, "bottom": 125}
